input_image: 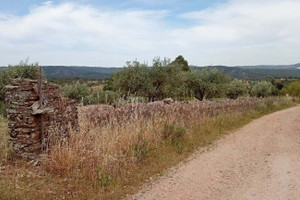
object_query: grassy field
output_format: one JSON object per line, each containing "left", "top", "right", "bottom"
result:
{"left": 0, "top": 97, "right": 299, "bottom": 200}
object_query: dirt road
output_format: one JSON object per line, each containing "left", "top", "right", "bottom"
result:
{"left": 130, "top": 105, "right": 300, "bottom": 200}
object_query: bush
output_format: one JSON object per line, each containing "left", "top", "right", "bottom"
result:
{"left": 61, "top": 81, "right": 90, "bottom": 101}
{"left": 250, "top": 81, "right": 275, "bottom": 98}
{"left": 281, "top": 81, "right": 300, "bottom": 97}
{"left": 96, "top": 166, "right": 111, "bottom": 187}
{"left": 109, "top": 61, "right": 150, "bottom": 99}
{"left": 226, "top": 79, "right": 248, "bottom": 99}
{"left": 0, "top": 60, "right": 40, "bottom": 101}
{"left": 187, "top": 68, "right": 229, "bottom": 100}
{"left": 83, "top": 91, "right": 120, "bottom": 105}
{"left": 132, "top": 134, "right": 150, "bottom": 163}
{"left": 162, "top": 124, "right": 186, "bottom": 153}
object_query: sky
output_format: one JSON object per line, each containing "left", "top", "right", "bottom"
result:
{"left": 0, "top": 0, "right": 300, "bottom": 67}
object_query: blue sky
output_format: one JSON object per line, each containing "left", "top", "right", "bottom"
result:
{"left": 0, "top": 0, "right": 300, "bottom": 67}
{"left": 0, "top": 0, "right": 225, "bottom": 15}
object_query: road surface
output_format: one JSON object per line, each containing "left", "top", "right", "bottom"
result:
{"left": 130, "top": 105, "right": 300, "bottom": 200}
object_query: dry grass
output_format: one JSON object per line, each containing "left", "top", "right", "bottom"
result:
{"left": 0, "top": 117, "right": 10, "bottom": 161}
{"left": 91, "top": 84, "right": 104, "bottom": 93}
{"left": 0, "top": 97, "right": 298, "bottom": 200}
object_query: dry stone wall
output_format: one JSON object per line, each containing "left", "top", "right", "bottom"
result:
{"left": 5, "top": 78, "right": 78, "bottom": 159}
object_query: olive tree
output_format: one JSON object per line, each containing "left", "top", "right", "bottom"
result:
{"left": 61, "top": 81, "right": 90, "bottom": 101}
{"left": 109, "top": 61, "right": 151, "bottom": 99}
{"left": 187, "top": 68, "right": 229, "bottom": 101}
{"left": 226, "top": 79, "right": 248, "bottom": 99}
{"left": 281, "top": 81, "right": 300, "bottom": 97}
{"left": 250, "top": 81, "right": 275, "bottom": 98}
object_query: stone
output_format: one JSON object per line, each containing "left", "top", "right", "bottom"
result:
{"left": 163, "top": 98, "right": 174, "bottom": 104}
{"left": 5, "top": 78, "right": 79, "bottom": 159}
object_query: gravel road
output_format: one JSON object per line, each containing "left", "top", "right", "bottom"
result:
{"left": 129, "top": 105, "right": 300, "bottom": 200}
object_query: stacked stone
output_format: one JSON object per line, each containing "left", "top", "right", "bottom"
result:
{"left": 40, "top": 82, "right": 79, "bottom": 150}
{"left": 5, "top": 78, "right": 78, "bottom": 159}
{"left": 5, "top": 79, "right": 41, "bottom": 159}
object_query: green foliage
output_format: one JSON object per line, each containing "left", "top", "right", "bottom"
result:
{"left": 96, "top": 166, "right": 111, "bottom": 187}
{"left": 250, "top": 81, "right": 275, "bottom": 97}
{"left": 187, "top": 68, "right": 229, "bottom": 100}
{"left": 61, "top": 81, "right": 90, "bottom": 101}
{"left": 109, "top": 61, "right": 150, "bottom": 99}
{"left": 150, "top": 57, "right": 188, "bottom": 100}
{"left": 83, "top": 91, "right": 120, "bottom": 105}
{"left": 255, "top": 102, "right": 267, "bottom": 112}
{"left": 162, "top": 124, "right": 186, "bottom": 153}
{"left": 0, "top": 60, "right": 40, "bottom": 101}
{"left": 281, "top": 81, "right": 300, "bottom": 97}
{"left": 108, "top": 57, "right": 189, "bottom": 101}
{"left": 108, "top": 56, "right": 232, "bottom": 102}
{"left": 226, "top": 79, "right": 248, "bottom": 99}
{"left": 133, "top": 133, "right": 150, "bottom": 163}
{"left": 171, "top": 55, "right": 189, "bottom": 71}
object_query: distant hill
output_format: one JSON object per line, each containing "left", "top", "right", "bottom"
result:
{"left": 197, "top": 65, "right": 300, "bottom": 79}
{"left": 0, "top": 66, "right": 122, "bottom": 79}
{"left": 42, "top": 66, "right": 122, "bottom": 79}
{"left": 1, "top": 64, "right": 300, "bottom": 80}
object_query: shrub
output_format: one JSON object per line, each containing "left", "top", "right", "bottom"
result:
{"left": 250, "top": 81, "right": 275, "bottom": 98}
{"left": 83, "top": 91, "right": 120, "bottom": 105}
{"left": 171, "top": 55, "right": 189, "bottom": 71}
{"left": 133, "top": 134, "right": 150, "bottom": 163}
{"left": 281, "top": 81, "right": 300, "bottom": 97}
{"left": 187, "top": 68, "right": 229, "bottom": 100}
{"left": 110, "top": 61, "right": 150, "bottom": 99}
{"left": 96, "top": 166, "right": 111, "bottom": 187}
{"left": 0, "top": 60, "right": 40, "bottom": 101}
{"left": 162, "top": 124, "right": 186, "bottom": 153}
{"left": 226, "top": 79, "right": 248, "bottom": 99}
{"left": 61, "top": 81, "right": 90, "bottom": 101}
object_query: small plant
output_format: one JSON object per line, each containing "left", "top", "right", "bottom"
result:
{"left": 96, "top": 166, "right": 111, "bottom": 187}
{"left": 250, "top": 81, "right": 275, "bottom": 98}
{"left": 0, "top": 60, "right": 40, "bottom": 101}
{"left": 83, "top": 90, "right": 121, "bottom": 106}
{"left": 255, "top": 102, "right": 267, "bottom": 111}
{"left": 226, "top": 79, "right": 248, "bottom": 99}
{"left": 61, "top": 81, "right": 90, "bottom": 101}
{"left": 281, "top": 81, "right": 300, "bottom": 97}
{"left": 133, "top": 133, "right": 150, "bottom": 163}
{"left": 162, "top": 124, "right": 175, "bottom": 139}
{"left": 162, "top": 124, "right": 186, "bottom": 153}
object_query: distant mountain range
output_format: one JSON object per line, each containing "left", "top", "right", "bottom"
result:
{"left": 1, "top": 63, "right": 300, "bottom": 80}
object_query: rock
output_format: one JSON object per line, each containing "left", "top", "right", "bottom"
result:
{"left": 5, "top": 78, "right": 78, "bottom": 159}
{"left": 163, "top": 98, "right": 174, "bottom": 104}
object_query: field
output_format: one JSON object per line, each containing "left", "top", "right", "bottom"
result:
{"left": 0, "top": 97, "right": 299, "bottom": 200}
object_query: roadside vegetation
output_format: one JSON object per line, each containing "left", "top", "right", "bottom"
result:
{"left": 0, "top": 57, "right": 300, "bottom": 199}
{"left": 1, "top": 97, "right": 299, "bottom": 199}
{"left": 58, "top": 56, "right": 298, "bottom": 106}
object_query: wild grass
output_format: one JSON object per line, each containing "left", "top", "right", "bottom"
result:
{"left": 0, "top": 117, "right": 10, "bottom": 161}
{"left": 0, "top": 97, "right": 298, "bottom": 200}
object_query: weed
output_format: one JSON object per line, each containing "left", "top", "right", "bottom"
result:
{"left": 133, "top": 133, "right": 150, "bottom": 163}
{"left": 0, "top": 97, "right": 298, "bottom": 200}
{"left": 162, "top": 124, "right": 186, "bottom": 153}
{"left": 97, "top": 166, "right": 111, "bottom": 187}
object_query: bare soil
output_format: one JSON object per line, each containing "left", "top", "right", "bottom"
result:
{"left": 129, "top": 105, "right": 300, "bottom": 200}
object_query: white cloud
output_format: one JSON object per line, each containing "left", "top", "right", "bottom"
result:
{"left": 0, "top": 0, "right": 300, "bottom": 66}
{"left": 176, "top": 0, "right": 300, "bottom": 65}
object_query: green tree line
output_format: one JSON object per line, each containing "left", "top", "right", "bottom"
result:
{"left": 1, "top": 57, "right": 300, "bottom": 117}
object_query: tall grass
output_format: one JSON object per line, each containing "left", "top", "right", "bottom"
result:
{"left": 0, "top": 117, "right": 10, "bottom": 161}
{"left": 39, "top": 97, "right": 298, "bottom": 199}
